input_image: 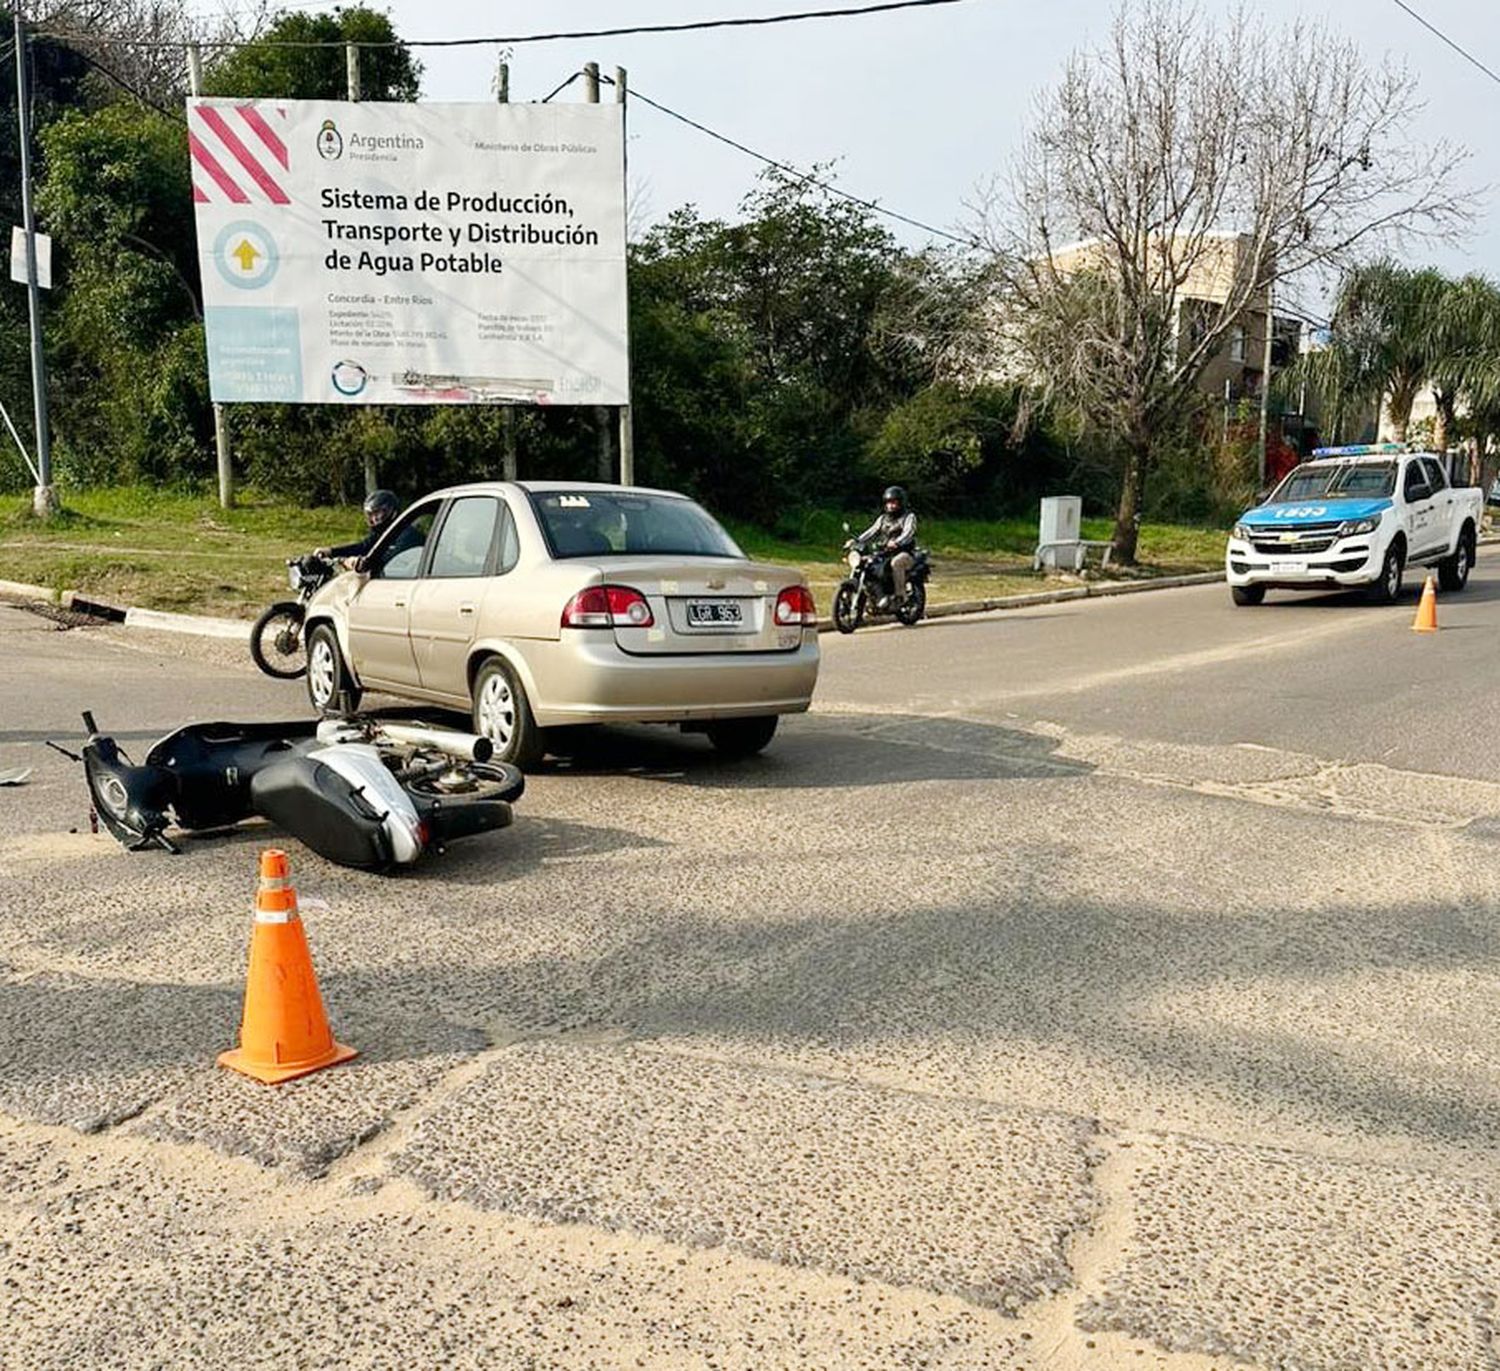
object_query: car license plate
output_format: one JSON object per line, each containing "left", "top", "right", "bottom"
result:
{"left": 687, "top": 600, "right": 743, "bottom": 626}
{"left": 1270, "top": 559, "right": 1306, "bottom": 575}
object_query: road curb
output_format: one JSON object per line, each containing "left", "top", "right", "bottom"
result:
{"left": 0, "top": 577, "right": 59, "bottom": 603}
{"left": 122, "top": 605, "right": 252, "bottom": 641}
{"left": 814, "top": 570, "right": 1225, "bottom": 631}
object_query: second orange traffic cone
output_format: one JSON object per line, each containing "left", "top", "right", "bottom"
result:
{"left": 1412, "top": 572, "right": 1439, "bottom": 633}
{"left": 218, "top": 849, "right": 357, "bottom": 1084}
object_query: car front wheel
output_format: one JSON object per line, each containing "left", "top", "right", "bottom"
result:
{"left": 305, "top": 623, "right": 361, "bottom": 714}
{"left": 1231, "top": 584, "right": 1266, "bottom": 606}
{"left": 471, "top": 657, "right": 547, "bottom": 771}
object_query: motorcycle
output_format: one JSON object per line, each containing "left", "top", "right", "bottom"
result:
{"left": 832, "top": 526, "right": 931, "bottom": 633}
{"left": 49, "top": 711, "right": 524, "bottom": 872}
{"left": 250, "top": 553, "right": 339, "bottom": 679}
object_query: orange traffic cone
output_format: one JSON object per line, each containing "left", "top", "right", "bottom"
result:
{"left": 218, "top": 849, "right": 357, "bottom": 1084}
{"left": 1412, "top": 572, "right": 1439, "bottom": 633}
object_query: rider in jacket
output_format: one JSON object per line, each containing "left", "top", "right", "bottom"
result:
{"left": 857, "top": 485, "right": 918, "bottom": 607}
{"left": 317, "top": 489, "right": 418, "bottom": 571}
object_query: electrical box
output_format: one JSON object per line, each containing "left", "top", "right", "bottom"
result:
{"left": 1037, "top": 496, "right": 1083, "bottom": 569}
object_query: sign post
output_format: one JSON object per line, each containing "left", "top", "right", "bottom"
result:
{"left": 13, "top": 5, "right": 57, "bottom": 516}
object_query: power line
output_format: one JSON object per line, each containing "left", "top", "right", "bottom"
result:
{"left": 627, "top": 84, "right": 978, "bottom": 248}
{"left": 1389, "top": 0, "right": 1500, "bottom": 88}
{"left": 38, "top": 0, "right": 975, "bottom": 51}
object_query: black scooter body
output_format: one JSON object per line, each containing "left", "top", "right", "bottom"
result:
{"left": 250, "top": 755, "right": 397, "bottom": 870}
{"left": 64, "top": 713, "right": 522, "bottom": 871}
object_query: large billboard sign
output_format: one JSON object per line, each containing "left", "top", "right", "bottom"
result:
{"left": 188, "top": 99, "right": 628, "bottom": 406}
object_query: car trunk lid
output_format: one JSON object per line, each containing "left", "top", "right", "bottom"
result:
{"left": 580, "top": 557, "right": 811, "bottom": 655}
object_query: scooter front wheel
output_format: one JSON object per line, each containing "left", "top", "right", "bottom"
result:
{"left": 250, "top": 602, "right": 308, "bottom": 679}
{"left": 832, "top": 582, "right": 864, "bottom": 634}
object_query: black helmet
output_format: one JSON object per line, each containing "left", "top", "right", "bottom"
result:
{"left": 882, "top": 485, "right": 907, "bottom": 512}
{"left": 363, "top": 489, "right": 399, "bottom": 525}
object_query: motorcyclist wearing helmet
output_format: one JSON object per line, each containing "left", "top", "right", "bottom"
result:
{"left": 856, "top": 485, "right": 918, "bottom": 607}
{"left": 317, "top": 489, "right": 417, "bottom": 571}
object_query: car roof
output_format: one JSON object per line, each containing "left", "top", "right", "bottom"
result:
{"left": 419, "top": 480, "right": 689, "bottom": 501}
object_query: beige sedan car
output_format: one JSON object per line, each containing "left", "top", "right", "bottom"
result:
{"left": 302, "top": 482, "right": 821, "bottom": 767}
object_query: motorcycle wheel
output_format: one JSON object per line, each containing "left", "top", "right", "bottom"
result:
{"left": 896, "top": 580, "right": 927, "bottom": 626}
{"left": 832, "top": 582, "right": 864, "bottom": 634}
{"left": 250, "top": 601, "right": 308, "bottom": 679}
{"left": 406, "top": 762, "right": 525, "bottom": 805}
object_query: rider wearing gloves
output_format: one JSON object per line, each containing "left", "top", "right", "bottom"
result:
{"left": 857, "top": 485, "right": 918, "bottom": 608}
{"left": 317, "top": 489, "right": 413, "bottom": 571}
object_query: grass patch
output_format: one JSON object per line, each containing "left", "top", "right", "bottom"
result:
{"left": 0, "top": 486, "right": 1227, "bottom": 618}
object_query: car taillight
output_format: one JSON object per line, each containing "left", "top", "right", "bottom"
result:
{"left": 774, "top": 585, "right": 817, "bottom": 627}
{"left": 560, "top": 584, "right": 655, "bottom": 629}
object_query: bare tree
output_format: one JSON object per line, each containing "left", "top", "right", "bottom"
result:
{"left": 33, "top": 1, "right": 213, "bottom": 107}
{"left": 976, "top": 0, "right": 1473, "bottom": 562}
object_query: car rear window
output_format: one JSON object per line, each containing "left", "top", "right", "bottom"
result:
{"left": 533, "top": 491, "right": 743, "bottom": 560}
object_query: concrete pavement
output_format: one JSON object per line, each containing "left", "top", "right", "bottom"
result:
{"left": 2, "top": 560, "right": 1499, "bottom": 1369}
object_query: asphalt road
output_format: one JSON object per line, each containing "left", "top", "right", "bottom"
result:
{"left": 2, "top": 560, "right": 1499, "bottom": 1371}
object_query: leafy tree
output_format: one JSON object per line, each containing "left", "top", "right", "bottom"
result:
{"left": 38, "top": 101, "right": 206, "bottom": 480}
{"left": 207, "top": 8, "right": 421, "bottom": 101}
{"left": 0, "top": 10, "right": 93, "bottom": 488}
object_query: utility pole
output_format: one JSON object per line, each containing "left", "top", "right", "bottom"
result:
{"left": 346, "top": 42, "right": 379, "bottom": 497}
{"left": 1258, "top": 286, "right": 1274, "bottom": 486}
{"left": 186, "top": 43, "right": 235, "bottom": 509}
{"left": 616, "top": 65, "right": 635, "bottom": 486}
{"left": 497, "top": 56, "right": 518, "bottom": 482}
{"left": 583, "top": 62, "right": 612, "bottom": 482}
{"left": 14, "top": 4, "right": 57, "bottom": 517}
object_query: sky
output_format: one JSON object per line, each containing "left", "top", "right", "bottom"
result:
{"left": 198, "top": 0, "right": 1498, "bottom": 276}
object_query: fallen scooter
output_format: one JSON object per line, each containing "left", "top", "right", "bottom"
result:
{"left": 50, "top": 711, "right": 524, "bottom": 872}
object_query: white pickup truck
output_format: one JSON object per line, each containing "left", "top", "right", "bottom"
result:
{"left": 1225, "top": 446, "right": 1482, "bottom": 605}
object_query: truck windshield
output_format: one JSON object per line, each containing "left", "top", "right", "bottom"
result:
{"left": 1269, "top": 462, "right": 1396, "bottom": 502}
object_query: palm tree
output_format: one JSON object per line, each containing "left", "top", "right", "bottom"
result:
{"left": 1424, "top": 274, "right": 1500, "bottom": 454}
{"left": 1308, "top": 261, "right": 1447, "bottom": 443}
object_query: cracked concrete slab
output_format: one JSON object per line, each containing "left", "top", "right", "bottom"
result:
{"left": 0, "top": 964, "right": 485, "bottom": 1174}
{"left": 391, "top": 1040, "right": 1101, "bottom": 1312}
{"left": 0, "top": 966, "right": 237, "bottom": 1132}
{"left": 136, "top": 1006, "right": 487, "bottom": 1175}
{"left": 1080, "top": 1132, "right": 1500, "bottom": 1370}
{"left": 0, "top": 1119, "right": 1036, "bottom": 1371}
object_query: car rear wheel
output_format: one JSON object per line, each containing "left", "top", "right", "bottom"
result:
{"left": 1439, "top": 526, "right": 1474, "bottom": 592}
{"left": 305, "top": 624, "right": 361, "bottom": 714}
{"left": 471, "top": 657, "right": 546, "bottom": 771}
{"left": 1230, "top": 585, "right": 1266, "bottom": 606}
{"left": 705, "top": 715, "right": 779, "bottom": 758}
{"left": 1367, "top": 543, "right": 1405, "bottom": 605}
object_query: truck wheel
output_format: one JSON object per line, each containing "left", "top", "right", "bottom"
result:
{"left": 1231, "top": 585, "right": 1266, "bottom": 607}
{"left": 1367, "top": 543, "right": 1405, "bottom": 605}
{"left": 1439, "top": 525, "right": 1475, "bottom": 592}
